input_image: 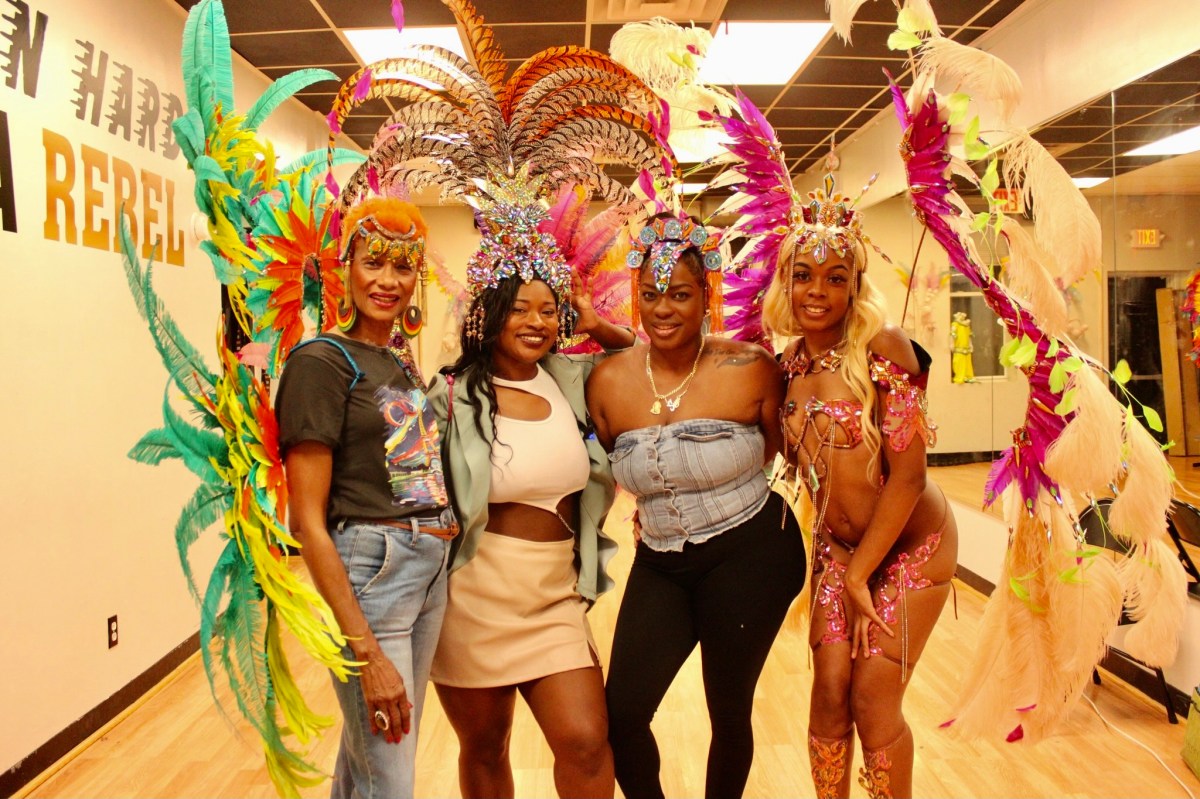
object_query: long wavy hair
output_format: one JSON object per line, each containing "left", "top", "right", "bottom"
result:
{"left": 763, "top": 235, "right": 889, "bottom": 469}
{"left": 443, "top": 277, "right": 562, "bottom": 449}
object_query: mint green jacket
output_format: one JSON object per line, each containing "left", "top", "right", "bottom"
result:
{"left": 426, "top": 354, "right": 618, "bottom": 603}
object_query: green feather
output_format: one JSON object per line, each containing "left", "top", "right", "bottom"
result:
{"left": 191, "top": 154, "right": 228, "bottom": 185}
{"left": 174, "top": 481, "right": 233, "bottom": 603}
{"left": 160, "top": 382, "right": 225, "bottom": 484}
{"left": 245, "top": 69, "right": 339, "bottom": 131}
{"left": 180, "top": 0, "right": 235, "bottom": 120}
{"left": 171, "top": 109, "right": 207, "bottom": 166}
{"left": 127, "top": 427, "right": 179, "bottom": 465}
{"left": 117, "top": 214, "right": 215, "bottom": 400}
{"left": 280, "top": 147, "right": 365, "bottom": 175}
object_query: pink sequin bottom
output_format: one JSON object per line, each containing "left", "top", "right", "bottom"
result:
{"left": 811, "top": 525, "right": 948, "bottom": 659}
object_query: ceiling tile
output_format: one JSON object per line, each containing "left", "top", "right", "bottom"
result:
{"left": 718, "top": 85, "right": 784, "bottom": 106}
{"left": 770, "top": 107, "right": 856, "bottom": 128}
{"left": 477, "top": 0, "right": 585, "bottom": 23}
{"left": 230, "top": 31, "right": 355, "bottom": 68}
{"left": 589, "top": 24, "right": 625, "bottom": 53}
{"left": 1116, "top": 84, "right": 1199, "bottom": 108}
{"left": 1032, "top": 124, "right": 1111, "bottom": 145}
{"left": 799, "top": 56, "right": 905, "bottom": 87}
{"left": 969, "top": 0, "right": 1029, "bottom": 27}
{"left": 777, "top": 127, "right": 833, "bottom": 145}
{"left": 341, "top": 116, "right": 390, "bottom": 136}
{"left": 317, "top": 0, "right": 454, "bottom": 27}
{"left": 720, "top": 0, "right": 827, "bottom": 21}
{"left": 490, "top": 23, "right": 586, "bottom": 60}
{"left": 175, "top": 0, "right": 328, "bottom": 32}
{"left": 778, "top": 83, "right": 881, "bottom": 108}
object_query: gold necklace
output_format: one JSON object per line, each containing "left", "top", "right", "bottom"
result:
{"left": 645, "top": 339, "right": 706, "bottom": 415}
{"left": 783, "top": 338, "right": 846, "bottom": 378}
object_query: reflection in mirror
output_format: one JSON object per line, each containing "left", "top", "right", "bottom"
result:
{"left": 1030, "top": 50, "right": 1200, "bottom": 458}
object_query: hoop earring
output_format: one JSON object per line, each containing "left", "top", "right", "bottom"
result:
{"left": 401, "top": 305, "right": 423, "bottom": 338}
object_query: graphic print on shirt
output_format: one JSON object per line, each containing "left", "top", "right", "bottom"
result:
{"left": 376, "top": 385, "right": 450, "bottom": 510}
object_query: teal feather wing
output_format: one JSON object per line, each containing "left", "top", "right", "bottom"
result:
{"left": 117, "top": 213, "right": 215, "bottom": 400}
{"left": 174, "top": 481, "right": 233, "bottom": 604}
{"left": 279, "top": 147, "right": 365, "bottom": 175}
{"left": 245, "top": 69, "right": 340, "bottom": 131}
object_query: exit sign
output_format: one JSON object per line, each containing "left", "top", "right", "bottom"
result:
{"left": 1130, "top": 228, "right": 1164, "bottom": 248}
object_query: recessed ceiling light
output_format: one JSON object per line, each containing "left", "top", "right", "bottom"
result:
{"left": 1124, "top": 124, "right": 1200, "bottom": 157}
{"left": 343, "top": 26, "right": 467, "bottom": 66}
{"left": 1071, "top": 176, "right": 1110, "bottom": 188}
{"left": 698, "top": 21, "right": 831, "bottom": 85}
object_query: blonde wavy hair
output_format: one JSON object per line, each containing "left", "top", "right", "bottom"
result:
{"left": 762, "top": 234, "right": 890, "bottom": 468}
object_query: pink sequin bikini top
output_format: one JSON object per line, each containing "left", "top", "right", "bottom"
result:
{"left": 782, "top": 352, "right": 936, "bottom": 453}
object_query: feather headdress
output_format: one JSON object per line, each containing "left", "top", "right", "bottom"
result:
{"left": 326, "top": 0, "right": 673, "bottom": 217}
{"left": 709, "top": 91, "right": 882, "bottom": 350}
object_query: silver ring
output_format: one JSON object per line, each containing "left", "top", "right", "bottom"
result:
{"left": 373, "top": 709, "right": 389, "bottom": 731}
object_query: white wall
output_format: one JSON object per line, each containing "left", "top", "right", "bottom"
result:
{"left": 0, "top": 0, "right": 336, "bottom": 775}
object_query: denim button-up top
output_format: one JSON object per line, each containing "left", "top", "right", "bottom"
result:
{"left": 609, "top": 418, "right": 769, "bottom": 552}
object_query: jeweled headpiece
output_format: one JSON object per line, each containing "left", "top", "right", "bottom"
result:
{"left": 791, "top": 174, "right": 869, "bottom": 266}
{"left": 461, "top": 168, "right": 577, "bottom": 344}
{"left": 626, "top": 215, "right": 722, "bottom": 293}
{"left": 465, "top": 169, "right": 572, "bottom": 300}
{"left": 338, "top": 198, "right": 427, "bottom": 268}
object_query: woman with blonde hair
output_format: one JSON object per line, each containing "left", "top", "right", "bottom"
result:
{"left": 761, "top": 179, "right": 956, "bottom": 799}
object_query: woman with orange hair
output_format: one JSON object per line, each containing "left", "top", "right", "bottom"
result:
{"left": 276, "top": 198, "right": 457, "bottom": 799}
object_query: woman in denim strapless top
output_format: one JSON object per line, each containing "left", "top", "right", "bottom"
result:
{"left": 587, "top": 214, "right": 807, "bottom": 799}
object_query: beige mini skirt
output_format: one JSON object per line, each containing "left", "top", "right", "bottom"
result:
{"left": 430, "top": 531, "right": 597, "bottom": 688}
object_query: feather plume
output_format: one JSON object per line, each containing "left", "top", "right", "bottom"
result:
{"left": 1044, "top": 363, "right": 1124, "bottom": 494}
{"left": 441, "top": 0, "right": 508, "bottom": 95}
{"left": 1121, "top": 538, "right": 1187, "bottom": 666}
{"left": 1000, "top": 217, "right": 1068, "bottom": 336}
{"left": 245, "top": 69, "right": 338, "bottom": 131}
{"left": 391, "top": 0, "right": 404, "bottom": 32}
{"left": 1108, "top": 421, "right": 1174, "bottom": 552}
{"left": 1001, "top": 132, "right": 1102, "bottom": 286}
{"left": 610, "top": 18, "right": 711, "bottom": 92}
{"left": 917, "top": 36, "right": 1022, "bottom": 122}
{"left": 827, "top": 0, "right": 874, "bottom": 44}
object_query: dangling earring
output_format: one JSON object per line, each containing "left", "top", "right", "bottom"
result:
{"left": 336, "top": 265, "right": 356, "bottom": 331}
{"left": 701, "top": 309, "right": 712, "bottom": 337}
{"left": 464, "top": 303, "right": 486, "bottom": 342}
{"left": 401, "top": 305, "right": 423, "bottom": 339}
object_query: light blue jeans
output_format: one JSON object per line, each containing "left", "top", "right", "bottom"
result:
{"left": 329, "top": 521, "right": 450, "bottom": 799}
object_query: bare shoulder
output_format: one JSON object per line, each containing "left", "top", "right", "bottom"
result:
{"left": 705, "top": 337, "right": 779, "bottom": 372}
{"left": 868, "top": 324, "right": 921, "bottom": 373}
{"left": 588, "top": 345, "right": 637, "bottom": 391}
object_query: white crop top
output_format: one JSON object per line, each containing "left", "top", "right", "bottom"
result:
{"left": 490, "top": 365, "right": 591, "bottom": 513}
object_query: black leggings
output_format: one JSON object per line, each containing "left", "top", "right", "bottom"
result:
{"left": 606, "top": 492, "right": 807, "bottom": 799}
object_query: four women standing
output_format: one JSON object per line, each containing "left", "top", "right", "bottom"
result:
{"left": 279, "top": 187, "right": 955, "bottom": 799}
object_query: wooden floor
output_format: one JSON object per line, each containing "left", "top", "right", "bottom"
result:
{"left": 19, "top": 459, "right": 1200, "bottom": 798}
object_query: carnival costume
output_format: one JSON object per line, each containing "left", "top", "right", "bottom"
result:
{"left": 712, "top": 63, "right": 957, "bottom": 789}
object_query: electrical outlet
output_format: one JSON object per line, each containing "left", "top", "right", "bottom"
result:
{"left": 108, "top": 615, "right": 118, "bottom": 649}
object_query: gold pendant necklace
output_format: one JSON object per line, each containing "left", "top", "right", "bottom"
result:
{"left": 646, "top": 339, "right": 706, "bottom": 415}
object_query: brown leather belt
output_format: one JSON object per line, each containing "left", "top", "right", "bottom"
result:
{"left": 343, "top": 511, "right": 460, "bottom": 541}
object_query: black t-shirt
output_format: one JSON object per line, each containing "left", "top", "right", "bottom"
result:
{"left": 276, "top": 336, "right": 449, "bottom": 524}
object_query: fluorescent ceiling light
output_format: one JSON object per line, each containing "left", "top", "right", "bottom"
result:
{"left": 674, "top": 182, "right": 709, "bottom": 195}
{"left": 1124, "top": 124, "right": 1200, "bottom": 157}
{"left": 1071, "top": 176, "right": 1110, "bottom": 188}
{"left": 344, "top": 26, "right": 466, "bottom": 65}
{"left": 698, "top": 21, "right": 831, "bottom": 85}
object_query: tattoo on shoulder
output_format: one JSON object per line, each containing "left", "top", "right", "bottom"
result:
{"left": 707, "top": 345, "right": 762, "bottom": 368}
